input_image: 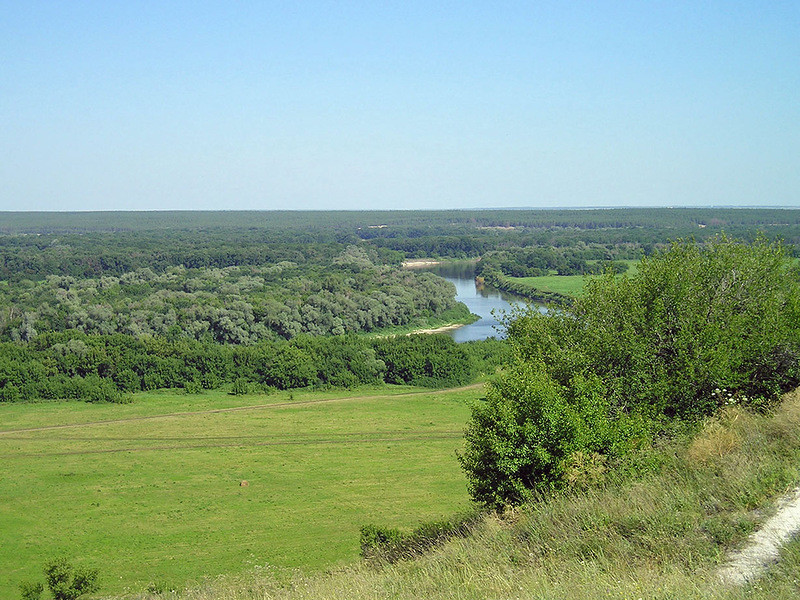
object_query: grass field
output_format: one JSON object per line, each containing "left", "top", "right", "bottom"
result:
{"left": 509, "top": 259, "right": 641, "bottom": 297}
{"left": 0, "top": 384, "right": 481, "bottom": 598}
{"left": 130, "top": 387, "right": 800, "bottom": 600}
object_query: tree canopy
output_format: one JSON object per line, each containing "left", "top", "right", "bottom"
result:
{"left": 461, "top": 236, "right": 800, "bottom": 508}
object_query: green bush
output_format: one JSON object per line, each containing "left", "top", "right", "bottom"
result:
{"left": 372, "top": 335, "right": 473, "bottom": 388}
{"left": 460, "top": 366, "right": 647, "bottom": 508}
{"left": 19, "top": 557, "right": 99, "bottom": 600}
{"left": 229, "top": 378, "right": 250, "bottom": 395}
{"left": 462, "top": 236, "right": 800, "bottom": 508}
{"left": 19, "top": 581, "right": 43, "bottom": 600}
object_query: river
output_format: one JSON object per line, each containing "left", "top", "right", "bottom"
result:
{"left": 421, "top": 262, "right": 534, "bottom": 342}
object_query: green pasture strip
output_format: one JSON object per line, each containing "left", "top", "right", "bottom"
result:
{"left": 0, "top": 385, "right": 479, "bottom": 598}
{"left": 0, "top": 385, "right": 424, "bottom": 431}
{"left": 509, "top": 274, "right": 587, "bottom": 296}
{"left": 509, "top": 259, "right": 641, "bottom": 297}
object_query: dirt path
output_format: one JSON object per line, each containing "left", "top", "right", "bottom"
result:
{"left": 717, "top": 485, "right": 800, "bottom": 585}
{"left": 7, "top": 431, "right": 466, "bottom": 458}
{"left": 0, "top": 383, "right": 484, "bottom": 436}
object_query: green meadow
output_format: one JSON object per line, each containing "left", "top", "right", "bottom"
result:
{"left": 0, "top": 385, "right": 480, "bottom": 597}
{"left": 509, "top": 259, "right": 641, "bottom": 297}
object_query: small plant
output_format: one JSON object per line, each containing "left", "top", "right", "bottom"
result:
{"left": 229, "top": 377, "right": 250, "bottom": 395}
{"left": 562, "top": 450, "right": 608, "bottom": 491}
{"left": 687, "top": 410, "right": 743, "bottom": 465}
{"left": 19, "top": 581, "right": 44, "bottom": 600}
{"left": 360, "top": 512, "right": 481, "bottom": 563}
{"left": 146, "top": 580, "right": 173, "bottom": 595}
{"left": 184, "top": 379, "right": 203, "bottom": 394}
{"left": 19, "top": 557, "right": 99, "bottom": 600}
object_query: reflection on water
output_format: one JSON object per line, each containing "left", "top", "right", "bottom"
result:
{"left": 422, "top": 262, "right": 537, "bottom": 343}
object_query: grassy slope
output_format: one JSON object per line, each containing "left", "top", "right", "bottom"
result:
{"left": 0, "top": 385, "right": 480, "bottom": 597}
{"left": 149, "top": 388, "right": 800, "bottom": 600}
{"left": 509, "top": 259, "right": 641, "bottom": 297}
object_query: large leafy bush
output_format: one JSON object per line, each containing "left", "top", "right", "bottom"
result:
{"left": 461, "top": 237, "right": 800, "bottom": 508}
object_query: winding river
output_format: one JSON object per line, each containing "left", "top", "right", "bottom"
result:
{"left": 421, "top": 262, "right": 534, "bottom": 342}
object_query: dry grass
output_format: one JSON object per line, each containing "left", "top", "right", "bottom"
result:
{"left": 686, "top": 408, "right": 744, "bottom": 465}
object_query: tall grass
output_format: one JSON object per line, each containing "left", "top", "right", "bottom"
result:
{"left": 126, "top": 389, "right": 800, "bottom": 600}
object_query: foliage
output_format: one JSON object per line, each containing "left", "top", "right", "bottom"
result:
{"left": 462, "top": 236, "right": 800, "bottom": 508}
{"left": 229, "top": 378, "right": 250, "bottom": 396}
{"left": 19, "top": 581, "right": 43, "bottom": 600}
{"left": 461, "top": 365, "right": 647, "bottom": 508}
{"left": 19, "top": 558, "right": 99, "bottom": 600}
{"left": 0, "top": 247, "right": 464, "bottom": 343}
{"left": 373, "top": 335, "right": 473, "bottom": 388}
{"left": 0, "top": 331, "right": 503, "bottom": 401}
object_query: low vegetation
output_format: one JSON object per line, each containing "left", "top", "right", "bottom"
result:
{"left": 19, "top": 557, "right": 99, "bottom": 600}
{"left": 118, "top": 387, "right": 800, "bottom": 599}
{"left": 462, "top": 236, "right": 800, "bottom": 508}
{"left": 0, "top": 385, "right": 480, "bottom": 598}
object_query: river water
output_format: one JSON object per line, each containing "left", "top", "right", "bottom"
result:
{"left": 421, "top": 262, "right": 533, "bottom": 342}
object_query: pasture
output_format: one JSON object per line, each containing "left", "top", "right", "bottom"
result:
{"left": 0, "top": 385, "right": 479, "bottom": 597}
{"left": 509, "top": 259, "right": 641, "bottom": 297}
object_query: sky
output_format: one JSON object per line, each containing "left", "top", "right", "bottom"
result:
{"left": 1, "top": 1, "right": 798, "bottom": 211}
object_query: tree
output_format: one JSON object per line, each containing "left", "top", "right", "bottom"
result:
{"left": 461, "top": 236, "right": 800, "bottom": 508}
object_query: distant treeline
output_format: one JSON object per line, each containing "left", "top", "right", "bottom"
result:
{"left": 1, "top": 208, "right": 798, "bottom": 282}
{"left": 2, "top": 207, "right": 799, "bottom": 234}
{"left": 0, "top": 330, "right": 509, "bottom": 402}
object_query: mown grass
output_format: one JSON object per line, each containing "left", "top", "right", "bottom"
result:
{"left": 509, "top": 259, "right": 641, "bottom": 297}
{"left": 0, "top": 384, "right": 480, "bottom": 598}
{"left": 132, "top": 388, "right": 800, "bottom": 600}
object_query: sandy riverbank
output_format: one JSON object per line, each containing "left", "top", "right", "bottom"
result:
{"left": 402, "top": 258, "right": 442, "bottom": 268}
{"left": 410, "top": 323, "right": 465, "bottom": 335}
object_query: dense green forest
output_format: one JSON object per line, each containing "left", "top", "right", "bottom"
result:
{"left": 1, "top": 209, "right": 798, "bottom": 283}
{"left": 0, "top": 246, "right": 468, "bottom": 343}
{"left": 0, "top": 329, "right": 509, "bottom": 402}
{"left": 1, "top": 208, "right": 798, "bottom": 404}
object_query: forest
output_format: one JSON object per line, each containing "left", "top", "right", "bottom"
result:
{"left": 1, "top": 207, "right": 798, "bottom": 405}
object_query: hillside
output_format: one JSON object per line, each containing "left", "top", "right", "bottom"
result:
{"left": 129, "top": 388, "right": 800, "bottom": 600}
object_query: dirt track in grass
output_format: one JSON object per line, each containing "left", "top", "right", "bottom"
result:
{"left": 0, "top": 383, "right": 483, "bottom": 436}
{"left": 718, "top": 485, "right": 800, "bottom": 585}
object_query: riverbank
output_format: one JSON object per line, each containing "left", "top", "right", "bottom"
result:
{"left": 410, "top": 323, "right": 466, "bottom": 335}
{"left": 401, "top": 258, "right": 444, "bottom": 268}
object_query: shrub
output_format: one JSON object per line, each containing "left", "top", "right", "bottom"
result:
{"left": 19, "top": 581, "right": 44, "bottom": 600}
{"left": 184, "top": 379, "right": 203, "bottom": 394}
{"left": 373, "top": 334, "right": 473, "bottom": 388}
{"left": 230, "top": 378, "right": 250, "bottom": 395}
{"left": 462, "top": 236, "right": 800, "bottom": 508}
{"left": 19, "top": 557, "right": 99, "bottom": 600}
{"left": 360, "top": 513, "right": 480, "bottom": 562}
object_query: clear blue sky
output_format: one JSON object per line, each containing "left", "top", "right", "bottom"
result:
{"left": 2, "top": 1, "right": 798, "bottom": 211}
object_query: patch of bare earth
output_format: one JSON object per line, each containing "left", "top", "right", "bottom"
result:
{"left": 717, "top": 486, "right": 800, "bottom": 585}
